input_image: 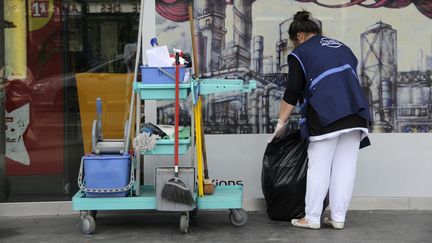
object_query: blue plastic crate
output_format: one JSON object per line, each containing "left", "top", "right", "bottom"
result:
{"left": 83, "top": 154, "right": 131, "bottom": 198}
{"left": 141, "top": 66, "right": 185, "bottom": 84}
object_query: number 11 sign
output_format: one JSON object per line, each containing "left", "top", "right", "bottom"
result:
{"left": 31, "top": 0, "right": 49, "bottom": 18}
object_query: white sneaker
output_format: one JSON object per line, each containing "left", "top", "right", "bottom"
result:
{"left": 291, "top": 219, "right": 321, "bottom": 230}
{"left": 323, "top": 217, "right": 345, "bottom": 229}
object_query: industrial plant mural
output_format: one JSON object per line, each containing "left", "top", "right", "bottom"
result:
{"left": 154, "top": 0, "right": 432, "bottom": 134}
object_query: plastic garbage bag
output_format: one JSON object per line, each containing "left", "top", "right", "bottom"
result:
{"left": 261, "top": 129, "right": 328, "bottom": 220}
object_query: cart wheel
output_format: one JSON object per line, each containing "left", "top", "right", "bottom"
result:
{"left": 81, "top": 210, "right": 97, "bottom": 220}
{"left": 179, "top": 213, "right": 189, "bottom": 234}
{"left": 229, "top": 209, "right": 247, "bottom": 227}
{"left": 88, "top": 210, "right": 97, "bottom": 220}
{"left": 81, "top": 215, "right": 96, "bottom": 235}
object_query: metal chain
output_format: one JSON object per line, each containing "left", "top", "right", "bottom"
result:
{"left": 77, "top": 156, "right": 135, "bottom": 193}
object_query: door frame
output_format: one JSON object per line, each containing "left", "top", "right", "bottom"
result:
{"left": 0, "top": 0, "right": 7, "bottom": 202}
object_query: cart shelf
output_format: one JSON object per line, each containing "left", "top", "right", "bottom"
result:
{"left": 72, "top": 185, "right": 243, "bottom": 211}
{"left": 198, "top": 79, "right": 257, "bottom": 95}
{"left": 73, "top": 185, "right": 157, "bottom": 210}
{"left": 142, "top": 138, "right": 190, "bottom": 155}
{"left": 134, "top": 79, "right": 257, "bottom": 101}
{"left": 134, "top": 82, "right": 191, "bottom": 100}
{"left": 197, "top": 186, "right": 243, "bottom": 210}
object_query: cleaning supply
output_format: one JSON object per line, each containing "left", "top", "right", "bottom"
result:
{"left": 197, "top": 96, "right": 214, "bottom": 195}
{"left": 188, "top": 1, "right": 214, "bottom": 195}
{"left": 142, "top": 122, "right": 168, "bottom": 138}
{"left": 132, "top": 133, "right": 159, "bottom": 152}
{"left": 194, "top": 99, "right": 204, "bottom": 197}
{"left": 161, "top": 53, "right": 194, "bottom": 205}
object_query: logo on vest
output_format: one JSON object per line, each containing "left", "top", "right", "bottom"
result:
{"left": 320, "top": 38, "right": 343, "bottom": 48}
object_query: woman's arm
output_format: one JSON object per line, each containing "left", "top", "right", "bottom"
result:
{"left": 278, "top": 100, "right": 295, "bottom": 124}
{"left": 270, "top": 55, "right": 306, "bottom": 141}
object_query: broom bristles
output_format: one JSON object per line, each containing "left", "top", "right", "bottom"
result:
{"left": 161, "top": 178, "right": 195, "bottom": 206}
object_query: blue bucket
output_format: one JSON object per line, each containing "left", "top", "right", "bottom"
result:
{"left": 83, "top": 154, "right": 131, "bottom": 198}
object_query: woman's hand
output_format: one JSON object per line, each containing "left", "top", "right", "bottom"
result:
{"left": 268, "top": 119, "right": 287, "bottom": 143}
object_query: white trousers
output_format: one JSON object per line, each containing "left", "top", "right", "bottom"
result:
{"left": 305, "top": 130, "right": 361, "bottom": 224}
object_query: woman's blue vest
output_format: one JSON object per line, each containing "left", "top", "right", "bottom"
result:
{"left": 289, "top": 35, "right": 372, "bottom": 138}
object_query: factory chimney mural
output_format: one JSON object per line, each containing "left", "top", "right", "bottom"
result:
{"left": 154, "top": 0, "right": 432, "bottom": 134}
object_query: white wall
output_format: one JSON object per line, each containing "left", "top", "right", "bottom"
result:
{"left": 202, "top": 133, "right": 432, "bottom": 210}
{"left": 354, "top": 133, "right": 432, "bottom": 198}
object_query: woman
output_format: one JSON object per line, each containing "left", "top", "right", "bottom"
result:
{"left": 271, "top": 10, "right": 372, "bottom": 229}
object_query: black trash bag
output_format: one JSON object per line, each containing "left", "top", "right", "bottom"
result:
{"left": 262, "top": 129, "right": 328, "bottom": 221}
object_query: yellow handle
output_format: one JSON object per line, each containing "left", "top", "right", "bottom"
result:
{"left": 194, "top": 97, "right": 204, "bottom": 197}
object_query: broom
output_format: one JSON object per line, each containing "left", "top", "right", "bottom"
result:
{"left": 161, "top": 52, "right": 195, "bottom": 205}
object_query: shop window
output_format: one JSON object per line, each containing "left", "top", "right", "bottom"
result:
{"left": 2, "top": 0, "right": 138, "bottom": 202}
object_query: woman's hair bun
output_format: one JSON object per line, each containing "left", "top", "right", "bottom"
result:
{"left": 294, "top": 10, "right": 311, "bottom": 21}
{"left": 288, "top": 10, "right": 321, "bottom": 40}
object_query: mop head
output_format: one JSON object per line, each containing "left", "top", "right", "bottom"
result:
{"left": 161, "top": 177, "right": 195, "bottom": 206}
{"left": 132, "top": 133, "right": 159, "bottom": 152}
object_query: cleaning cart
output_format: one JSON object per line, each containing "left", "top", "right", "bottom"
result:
{"left": 72, "top": 0, "right": 256, "bottom": 235}
{"left": 73, "top": 70, "right": 256, "bottom": 235}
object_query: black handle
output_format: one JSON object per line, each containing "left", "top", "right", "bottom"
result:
{"left": 175, "top": 52, "right": 180, "bottom": 65}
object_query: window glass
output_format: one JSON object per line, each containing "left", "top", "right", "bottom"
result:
{"left": 2, "top": 0, "right": 137, "bottom": 202}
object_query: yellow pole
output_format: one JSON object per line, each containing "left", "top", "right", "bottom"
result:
{"left": 194, "top": 98, "right": 204, "bottom": 197}
{"left": 4, "top": 0, "right": 27, "bottom": 79}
